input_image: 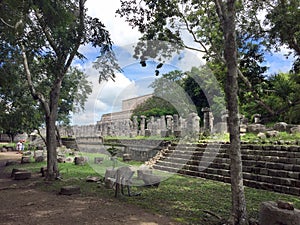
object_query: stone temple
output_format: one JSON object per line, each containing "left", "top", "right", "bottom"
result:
{"left": 97, "top": 93, "right": 153, "bottom": 125}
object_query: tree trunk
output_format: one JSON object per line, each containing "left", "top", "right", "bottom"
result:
{"left": 222, "top": 1, "right": 248, "bottom": 224}
{"left": 46, "top": 114, "right": 58, "bottom": 180}
{"left": 55, "top": 125, "right": 62, "bottom": 147}
{"left": 45, "top": 84, "right": 61, "bottom": 180}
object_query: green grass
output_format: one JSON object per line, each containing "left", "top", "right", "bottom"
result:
{"left": 103, "top": 131, "right": 300, "bottom": 145}
{"left": 4, "top": 159, "right": 300, "bottom": 225}
{"left": 241, "top": 131, "right": 300, "bottom": 143}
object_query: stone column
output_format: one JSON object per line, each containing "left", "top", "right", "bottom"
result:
{"left": 166, "top": 115, "right": 173, "bottom": 136}
{"left": 253, "top": 113, "right": 261, "bottom": 124}
{"left": 132, "top": 116, "right": 138, "bottom": 137}
{"left": 140, "top": 115, "right": 146, "bottom": 136}
{"left": 202, "top": 107, "right": 214, "bottom": 134}
{"left": 173, "top": 114, "right": 181, "bottom": 137}
{"left": 160, "top": 115, "right": 166, "bottom": 130}
{"left": 173, "top": 114, "right": 179, "bottom": 131}
{"left": 160, "top": 115, "right": 168, "bottom": 137}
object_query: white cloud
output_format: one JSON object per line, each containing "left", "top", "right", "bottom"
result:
{"left": 71, "top": 61, "right": 155, "bottom": 125}
{"left": 85, "top": 0, "right": 141, "bottom": 46}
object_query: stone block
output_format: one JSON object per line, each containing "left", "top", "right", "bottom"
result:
{"left": 86, "top": 176, "right": 101, "bottom": 182}
{"left": 274, "top": 122, "right": 288, "bottom": 132}
{"left": 57, "top": 157, "right": 66, "bottom": 163}
{"left": 137, "top": 169, "right": 153, "bottom": 179}
{"left": 94, "top": 157, "right": 104, "bottom": 164}
{"left": 141, "top": 173, "right": 161, "bottom": 187}
{"left": 40, "top": 166, "right": 47, "bottom": 177}
{"left": 122, "top": 153, "right": 132, "bottom": 162}
{"left": 74, "top": 156, "right": 88, "bottom": 165}
{"left": 21, "top": 156, "right": 31, "bottom": 164}
{"left": 60, "top": 185, "right": 81, "bottom": 195}
{"left": 14, "top": 171, "right": 31, "bottom": 180}
{"left": 104, "top": 168, "right": 116, "bottom": 182}
{"left": 259, "top": 201, "right": 300, "bottom": 225}
{"left": 23, "top": 151, "right": 32, "bottom": 156}
{"left": 35, "top": 156, "right": 45, "bottom": 163}
{"left": 11, "top": 168, "right": 27, "bottom": 178}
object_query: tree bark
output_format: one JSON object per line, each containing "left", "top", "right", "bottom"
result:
{"left": 215, "top": 0, "right": 248, "bottom": 224}
{"left": 45, "top": 83, "right": 61, "bottom": 180}
{"left": 46, "top": 114, "right": 58, "bottom": 180}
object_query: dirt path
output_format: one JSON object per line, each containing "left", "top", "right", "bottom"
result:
{"left": 0, "top": 152, "right": 181, "bottom": 225}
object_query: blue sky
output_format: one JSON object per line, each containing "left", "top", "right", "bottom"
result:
{"left": 71, "top": 0, "right": 295, "bottom": 125}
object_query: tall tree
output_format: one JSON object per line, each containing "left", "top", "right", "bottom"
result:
{"left": 0, "top": 0, "right": 118, "bottom": 180}
{"left": 117, "top": 0, "right": 248, "bottom": 224}
{"left": 0, "top": 63, "right": 92, "bottom": 143}
{"left": 215, "top": 1, "right": 248, "bottom": 224}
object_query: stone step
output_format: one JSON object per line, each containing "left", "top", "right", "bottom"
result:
{"left": 161, "top": 149, "right": 300, "bottom": 164}
{"left": 153, "top": 164, "right": 300, "bottom": 196}
{"left": 164, "top": 148, "right": 300, "bottom": 161}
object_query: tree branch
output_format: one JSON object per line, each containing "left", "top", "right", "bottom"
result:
{"left": 0, "top": 17, "right": 15, "bottom": 28}
{"left": 34, "top": 9, "right": 60, "bottom": 55}
{"left": 63, "top": 0, "right": 85, "bottom": 75}
{"left": 179, "top": 11, "right": 209, "bottom": 53}
{"left": 20, "top": 43, "right": 50, "bottom": 116}
{"left": 37, "top": 128, "right": 47, "bottom": 146}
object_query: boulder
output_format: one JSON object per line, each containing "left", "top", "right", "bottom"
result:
{"left": 257, "top": 132, "right": 266, "bottom": 139}
{"left": 259, "top": 201, "right": 300, "bottom": 225}
{"left": 290, "top": 125, "right": 300, "bottom": 134}
{"left": 266, "top": 130, "right": 280, "bottom": 138}
{"left": 274, "top": 122, "right": 288, "bottom": 132}
{"left": 247, "top": 124, "right": 266, "bottom": 133}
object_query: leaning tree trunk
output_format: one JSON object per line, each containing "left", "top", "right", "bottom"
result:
{"left": 221, "top": 0, "right": 248, "bottom": 224}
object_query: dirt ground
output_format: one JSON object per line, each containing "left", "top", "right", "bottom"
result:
{"left": 0, "top": 152, "right": 181, "bottom": 225}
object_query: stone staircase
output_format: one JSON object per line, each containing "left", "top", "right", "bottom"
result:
{"left": 152, "top": 143, "right": 300, "bottom": 196}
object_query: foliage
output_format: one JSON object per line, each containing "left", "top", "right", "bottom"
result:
{"left": 116, "top": 0, "right": 300, "bottom": 124}
{"left": 0, "top": 63, "right": 92, "bottom": 137}
{"left": 0, "top": 0, "right": 119, "bottom": 179}
{"left": 106, "top": 145, "right": 119, "bottom": 157}
{"left": 262, "top": 0, "right": 300, "bottom": 57}
{"left": 131, "top": 96, "right": 178, "bottom": 118}
{"left": 240, "top": 72, "right": 300, "bottom": 123}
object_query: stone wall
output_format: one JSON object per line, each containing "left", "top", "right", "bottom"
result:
{"left": 103, "top": 139, "right": 169, "bottom": 161}
{"left": 58, "top": 135, "right": 300, "bottom": 195}
{"left": 153, "top": 142, "right": 300, "bottom": 196}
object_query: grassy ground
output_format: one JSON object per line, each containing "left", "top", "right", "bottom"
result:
{"left": 4, "top": 155, "right": 300, "bottom": 225}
